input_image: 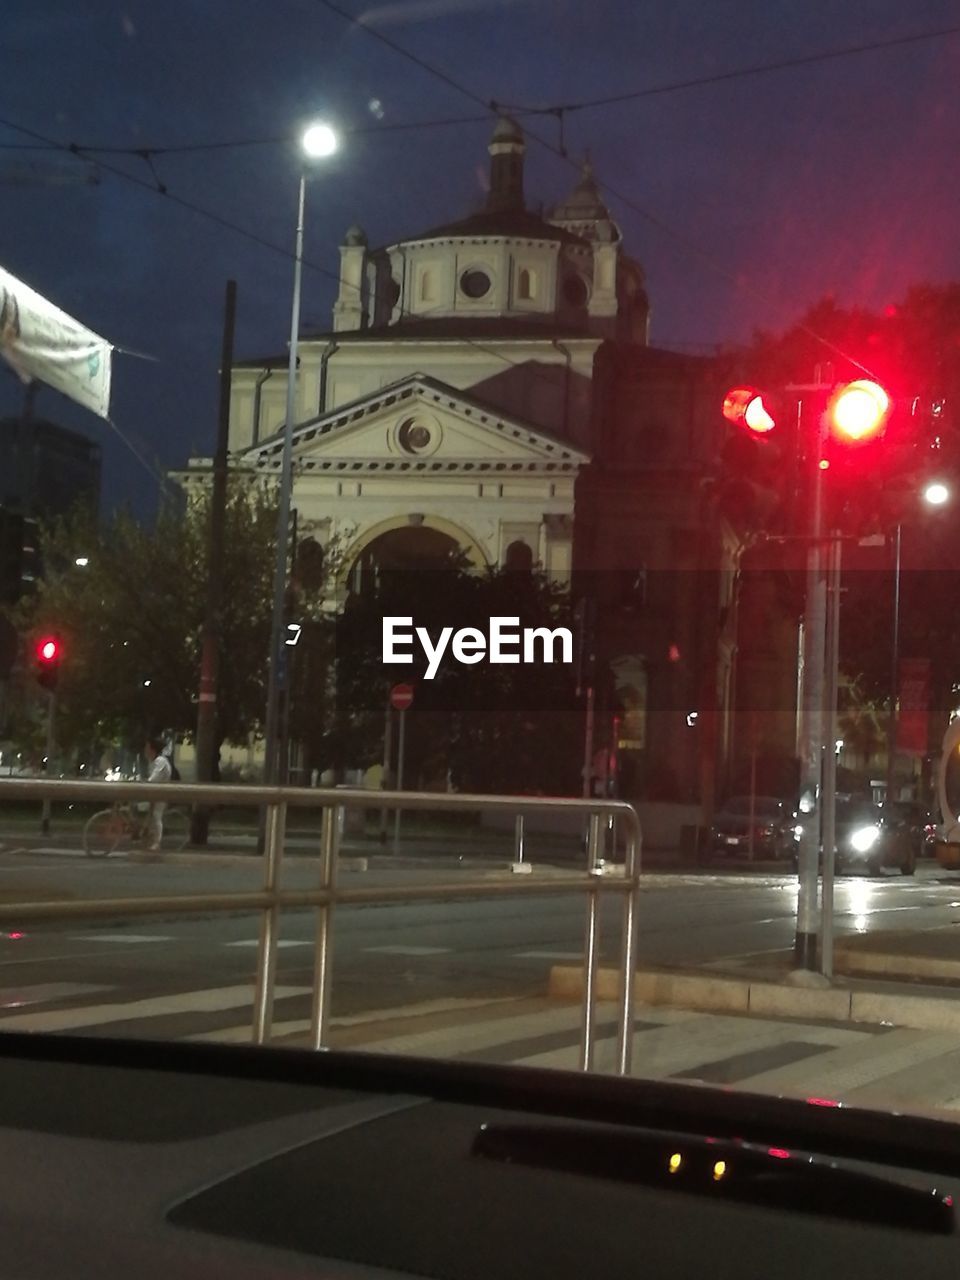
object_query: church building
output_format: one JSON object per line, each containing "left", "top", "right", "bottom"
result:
{"left": 181, "top": 118, "right": 742, "bottom": 819}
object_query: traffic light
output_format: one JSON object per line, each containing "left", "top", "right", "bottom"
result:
{"left": 819, "top": 379, "right": 894, "bottom": 533}
{"left": 718, "top": 385, "right": 799, "bottom": 532}
{"left": 826, "top": 380, "right": 890, "bottom": 444}
{"left": 722, "top": 386, "right": 777, "bottom": 435}
{"left": 34, "top": 635, "right": 62, "bottom": 691}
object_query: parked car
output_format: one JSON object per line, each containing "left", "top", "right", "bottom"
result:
{"left": 710, "top": 795, "right": 797, "bottom": 860}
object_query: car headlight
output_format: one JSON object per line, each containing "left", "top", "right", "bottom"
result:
{"left": 793, "top": 825, "right": 803, "bottom": 840}
{"left": 849, "top": 824, "right": 881, "bottom": 853}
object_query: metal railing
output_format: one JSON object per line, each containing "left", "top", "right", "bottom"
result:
{"left": 0, "top": 780, "right": 642, "bottom": 1073}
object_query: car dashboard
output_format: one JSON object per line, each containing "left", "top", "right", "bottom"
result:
{"left": 2, "top": 1033, "right": 960, "bottom": 1279}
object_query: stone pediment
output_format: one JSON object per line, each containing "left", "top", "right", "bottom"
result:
{"left": 241, "top": 374, "right": 589, "bottom": 475}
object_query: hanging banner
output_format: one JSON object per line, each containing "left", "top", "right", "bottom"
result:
{"left": 0, "top": 264, "right": 112, "bottom": 418}
{"left": 898, "top": 657, "right": 931, "bottom": 756}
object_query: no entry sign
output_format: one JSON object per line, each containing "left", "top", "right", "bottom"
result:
{"left": 390, "top": 683, "right": 414, "bottom": 711}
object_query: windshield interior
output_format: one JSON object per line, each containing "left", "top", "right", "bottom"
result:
{"left": 3, "top": 3, "right": 960, "bottom": 1198}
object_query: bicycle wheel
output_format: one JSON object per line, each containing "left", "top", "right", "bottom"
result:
{"left": 160, "top": 807, "right": 189, "bottom": 852}
{"left": 84, "top": 809, "right": 129, "bottom": 858}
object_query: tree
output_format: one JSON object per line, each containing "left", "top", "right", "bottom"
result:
{"left": 7, "top": 482, "right": 330, "bottom": 764}
{"left": 303, "top": 562, "right": 583, "bottom": 794}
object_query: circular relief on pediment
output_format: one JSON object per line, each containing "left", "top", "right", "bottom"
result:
{"left": 395, "top": 414, "right": 441, "bottom": 456}
{"left": 459, "top": 268, "right": 492, "bottom": 299}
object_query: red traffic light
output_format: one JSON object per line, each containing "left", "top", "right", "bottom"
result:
{"left": 827, "top": 380, "right": 890, "bottom": 442}
{"left": 34, "top": 635, "right": 62, "bottom": 691}
{"left": 37, "top": 637, "right": 60, "bottom": 663}
{"left": 722, "top": 387, "right": 776, "bottom": 434}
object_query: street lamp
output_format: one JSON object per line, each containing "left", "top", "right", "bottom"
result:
{"left": 262, "top": 119, "right": 339, "bottom": 786}
{"left": 886, "top": 481, "right": 953, "bottom": 804}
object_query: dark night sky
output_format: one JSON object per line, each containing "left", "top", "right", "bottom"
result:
{"left": 2, "top": 0, "right": 959, "bottom": 519}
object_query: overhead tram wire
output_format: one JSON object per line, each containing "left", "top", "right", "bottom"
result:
{"left": 4, "top": 21, "right": 957, "bottom": 161}
{"left": 0, "top": 111, "right": 494, "bottom": 159}
{"left": 10, "top": 7, "right": 946, "bottom": 405}
{"left": 309, "top": 0, "right": 892, "bottom": 380}
{"left": 495, "top": 22, "right": 960, "bottom": 116}
{"left": 0, "top": 115, "right": 605, "bottom": 440}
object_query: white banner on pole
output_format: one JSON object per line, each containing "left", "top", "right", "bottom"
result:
{"left": 0, "top": 265, "right": 112, "bottom": 418}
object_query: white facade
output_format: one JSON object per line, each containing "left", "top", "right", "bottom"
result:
{"left": 193, "top": 118, "right": 650, "bottom": 586}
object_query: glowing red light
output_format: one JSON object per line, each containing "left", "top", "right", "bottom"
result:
{"left": 829, "top": 380, "right": 890, "bottom": 442}
{"left": 806, "top": 1097, "right": 841, "bottom": 1108}
{"left": 723, "top": 386, "right": 776, "bottom": 434}
{"left": 37, "top": 638, "right": 60, "bottom": 663}
{"left": 767, "top": 1147, "right": 791, "bottom": 1160}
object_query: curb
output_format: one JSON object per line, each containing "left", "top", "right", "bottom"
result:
{"left": 834, "top": 944, "right": 960, "bottom": 984}
{"left": 548, "top": 964, "right": 960, "bottom": 1034}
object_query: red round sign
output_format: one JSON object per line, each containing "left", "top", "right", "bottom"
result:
{"left": 390, "top": 683, "right": 414, "bottom": 711}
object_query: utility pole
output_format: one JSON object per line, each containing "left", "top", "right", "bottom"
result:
{"left": 794, "top": 389, "right": 828, "bottom": 969}
{"left": 192, "top": 280, "right": 236, "bottom": 844}
{"left": 820, "top": 532, "right": 842, "bottom": 977}
{"left": 885, "top": 523, "right": 902, "bottom": 805}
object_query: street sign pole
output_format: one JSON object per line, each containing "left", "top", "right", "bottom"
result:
{"left": 379, "top": 697, "right": 393, "bottom": 844}
{"left": 388, "top": 684, "right": 414, "bottom": 855}
{"left": 393, "top": 706, "right": 407, "bottom": 855}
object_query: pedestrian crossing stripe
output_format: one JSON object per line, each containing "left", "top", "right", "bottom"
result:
{"left": 0, "top": 984, "right": 310, "bottom": 1033}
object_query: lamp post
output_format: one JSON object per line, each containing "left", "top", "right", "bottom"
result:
{"left": 262, "top": 120, "right": 338, "bottom": 786}
{"left": 885, "top": 479, "right": 952, "bottom": 805}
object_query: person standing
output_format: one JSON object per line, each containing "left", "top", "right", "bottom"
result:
{"left": 143, "top": 736, "right": 172, "bottom": 852}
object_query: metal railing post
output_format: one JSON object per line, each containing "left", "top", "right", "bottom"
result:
{"left": 252, "top": 797, "right": 286, "bottom": 1044}
{"left": 579, "top": 811, "right": 602, "bottom": 1072}
{"left": 616, "top": 818, "right": 641, "bottom": 1076}
{"left": 310, "top": 801, "right": 341, "bottom": 1049}
{"left": 0, "top": 780, "right": 643, "bottom": 1074}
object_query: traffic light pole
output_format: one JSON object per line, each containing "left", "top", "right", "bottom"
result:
{"left": 795, "top": 406, "right": 826, "bottom": 969}
{"left": 820, "top": 532, "right": 842, "bottom": 977}
{"left": 40, "top": 689, "right": 55, "bottom": 836}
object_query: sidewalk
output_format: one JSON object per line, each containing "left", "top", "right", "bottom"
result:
{"left": 550, "top": 923, "right": 960, "bottom": 1037}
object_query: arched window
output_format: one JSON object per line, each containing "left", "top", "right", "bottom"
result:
{"left": 295, "top": 537, "right": 325, "bottom": 591}
{"left": 505, "top": 540, "right": 533, "bottom": 572}
{"left": 419, "top": 269, "right": 434, "bottom": 302}
{"left": 518, "top": 267, "right": 535, "bottom": 300}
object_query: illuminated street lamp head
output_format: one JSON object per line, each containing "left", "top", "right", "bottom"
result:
{"left": 828, "top": 379, "right": 890, "bottom": 441}
{"left": 301, "top": 121, "right": 338, "bottom": 159}
{"left": 923, "top": 480, "right": 951, "bottom": 507}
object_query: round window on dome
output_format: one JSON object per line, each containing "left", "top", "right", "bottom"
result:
{"left": 397, "top": 419, "right": 433, "bottom": 454}
{"left": 459, "top": 269, "right": 492, "bottom": 299}
{"left": 562, "top": 274, "right": 588, "bottom": 307}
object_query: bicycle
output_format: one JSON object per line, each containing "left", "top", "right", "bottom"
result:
{"left": 83, "top": 803, "right": 190, "bottom": 857}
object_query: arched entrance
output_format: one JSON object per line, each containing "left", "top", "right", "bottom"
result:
{"left": 346, "top": 524, "right": 464, "bottom": 596}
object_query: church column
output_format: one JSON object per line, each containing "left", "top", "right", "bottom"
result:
{"left": 543, "top": 513, "right": 574, "bottom": 583}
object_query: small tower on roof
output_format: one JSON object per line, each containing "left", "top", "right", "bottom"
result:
{"left": 486, "top": 115, "right": 525, "bottom": 213}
